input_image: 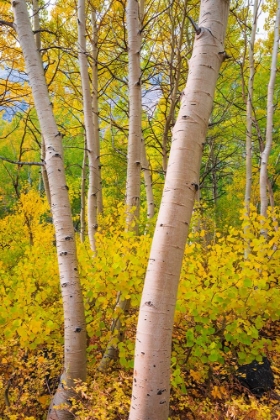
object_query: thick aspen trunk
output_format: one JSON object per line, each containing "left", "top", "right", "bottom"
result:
{"left": 78, "top": 0, "right": 98, "bottom": 251}
{"left": 129, "top": 1, "right": 229, "bottom": 419}
{"left": 12, "top": 2, "right": 87, "bottom": 419}
{"left": 260, "top": 1, "right": 280, "bottom": 225}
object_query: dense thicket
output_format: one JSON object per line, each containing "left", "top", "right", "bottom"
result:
{"left": 0, "top": 0, "right": 280, "bottom": 418}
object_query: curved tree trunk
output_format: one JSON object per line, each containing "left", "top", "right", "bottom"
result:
{"left": 12, "top": 2, "right": 87, "bottom": 419}
{"left": 260, "top": 0, "right": 280, "bottom": 229}
{"left": 129, "top": 1, "right": 230, "bottom": 419}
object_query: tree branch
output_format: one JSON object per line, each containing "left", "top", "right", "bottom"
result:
{"left": 0, "top": 156, "right": 44, "bottom": 166}
{"left": 0, "top": 20, "right": 14, "bottom": 29}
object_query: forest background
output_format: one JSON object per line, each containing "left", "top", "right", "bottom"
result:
{"left": 0, "top": 0, "right": 280, "bottom": 418}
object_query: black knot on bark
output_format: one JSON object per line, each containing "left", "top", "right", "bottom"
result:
{"left": 75, "top": 327, "right": 82, "bottom": 333}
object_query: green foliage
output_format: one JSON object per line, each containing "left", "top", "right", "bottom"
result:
{"left": 173, "top": 206, "right": 280, "bottom": 379}
{"left": 1, "top": 190, "right": 280, "bottom": 418}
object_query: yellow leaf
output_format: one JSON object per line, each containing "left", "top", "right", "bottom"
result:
{"left": 38, "top": 395, "right": 49, "bottom": 407}
{"left": 211, "top": 385, "right": 222, "bottom": 399}
{"left": 190, "top": 369, "right": 201, "bottom": 381}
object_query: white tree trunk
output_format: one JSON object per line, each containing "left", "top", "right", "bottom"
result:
{"left": 129, "top": 1, "right": 230, "bottom": 419}
{"left": 139, "top": 0, "right": 154, "bottom": 220}
{"left": 162, "top": 0, "right": 188, "bottom": 174}
{"left": 32, "top": 0, "right": 41, "bottom": 50}
{"left": 12, "top": 2, "right": 87, "bottom": 419}
{"left": 141, "top": 138, "right": 154, "bottom": 219}
{"left": 98, "top": 0, "right": 144, "bottom": 371}
{"left": 91, "top": 8, "right": 103, "bottom": 214}
{"left": 80, "top": 136, "right": 87, "bottom": 243}
{"left": 32, "top": 0, "right": 51, "bottom": 206}
{"left": 244, "top": 0, "right": 259, "bottom": 258}
{"left": 78, "top": 0, "right": 98, "bottom": 251}
{"left": 260, "top": 0, "right": 280, "bottom": 222}
{"left": 126, "top": 0, "right": 142, "bottom": 232}
{"left": 244, "top": 0, "right": 259, "bottom": 214}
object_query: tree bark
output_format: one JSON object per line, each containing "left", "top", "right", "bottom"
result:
{"left": 260, "top": 0, "right": 280, "bottom": 225}
{"left": 80, "top": 135, "right": 87, "bottom": 243}
{"left": 244, "top": 0, "right": 259, "bottom": 258}
{"left": 139, "top": 0, "right": 154, "bottom": 221}
{"left": 78, "top": 0, "right": 99, "bottom": 251}
{"left": 129, "top": 1, "right": 230, "bottom": 419}
{"left": 141, "top": 138, "right": 154, "bottom": 219}
{"left": 126, "top": 0, "right": 142, "bottom": 232}
{"left": 162, "top": 0, "right": 188, "bottom": 174}
{"left": 32, "top": 0, "right": 51, "bottom": 206}
{"left": 91, "top": 8, "right": 103, "bottom": 214}
{"left": 98, "top": 0, "right": 143, "bottom": 371}
{"left": 12, "top": 2, "right": 87, "bottom": 419}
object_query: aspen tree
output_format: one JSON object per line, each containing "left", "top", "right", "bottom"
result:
{"left": 32, "top": 0, "right": 51, "bottom": 205}
{"left": 91, "top": 7, "right": 103, "bottom": 214}
{"left": 244, "top": 0, "right": 259, "bottom": 258}
{"left": 162, "top": 0, "right": 188, "bottom": 174}
{"left": 78, "top": 0, "right": 99, "bottom": 251}
{"left": 11, "top": 2, "right": 87, "bottom": 419}
{"left": 129, "top": 1, "right": 230, "bottom": 418}
{"left": 126, "top": 0, "right": 142, "bottom": 232}
{"left": 139, "top": 0, "right": 154, "bottom": 220}
{"left": 260, "top": 0, "right": 280, "bottom": 227}
{"left": 98, "top": 0, "right": 143, "bottom": 371}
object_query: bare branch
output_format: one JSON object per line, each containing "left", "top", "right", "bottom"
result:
{"left": 0, "top": 156, "right": 44, "bottom": 166}
{"left": 0, "top": 20, "right": 14, "bottom": 29}
{"left": 187, "top": 16, "right": 201, "bottom": 35}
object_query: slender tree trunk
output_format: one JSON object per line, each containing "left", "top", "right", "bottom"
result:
{"left": 244, "top": 0, "right": 258, "bottom": 258}
{"left": 32, "top": 0, "right": 51, "bottom": 206}
{"left": 80, "top": 135, "right": 87, "bottom": 243}
{"left": 98, "top": 0, "right": 143, "bottom": 371}
{"left": 126, "top": 0, "right": 142, "bottom": 232}
{"left": 41, "top": 137, "right": 51, "bottom": 205}
{"left": 129, "top": 1, "right": 230, "bottom": 418}
{"left": 32, "top": 0, "right": 41, "bottom": 50}
{"left": 260, "top": 0, "right": 280, "bottom": 227}
{"left": 141, "top": 138, "right": 154, "bottom": 219}
{"left": 91, "top": 8, "right": 103, "bottom": 214}
{"left": 78, "top": 0, "right": 98, "bottom": 251}
{"left": 162, "top": 0, "right": 188, "bottom": 174}
{"left": 12, "top": 2, "right": 87, "bottom": 419}
{"left": 245, "top": 0, "right": 258, "bottom": 212}
{"left": 139, "top": 0, "right": 154, "bottom": 220}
